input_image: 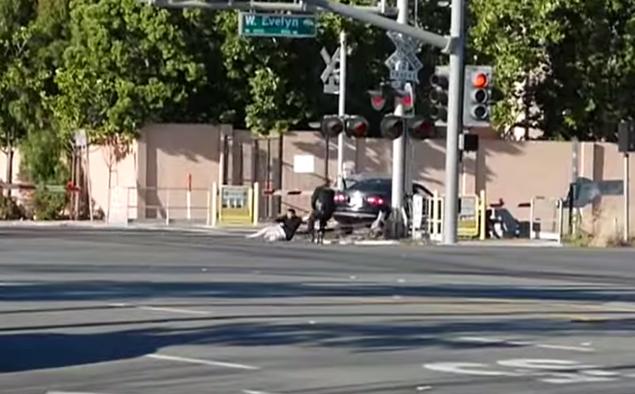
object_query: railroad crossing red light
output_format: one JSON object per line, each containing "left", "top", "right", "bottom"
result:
{"left": 345, "top": 116, "right": 369, "bottom": 138}
{"left": 380, "top": 115, "right": 404, "bottom": 140}
{"left": 400, "top": 94, "right": 414, "bottom": 110}
{"left": 320, "top": 115, "right": 344, "bottom": 138}
{"left": 473, "top": 72, "right": 489, "bottom": 89}
{"left": 369, "top": 90, "right": 386, "bottom": 111}
{"left": 408, "top": 118, "right": 436, "bottom": 140}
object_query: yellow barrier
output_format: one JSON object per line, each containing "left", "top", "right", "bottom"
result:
{"left": 208, "top": 182, "right": 260, "bottom": 227}
{"left": 428, "top": 190, "right": 487, "bottom": 240}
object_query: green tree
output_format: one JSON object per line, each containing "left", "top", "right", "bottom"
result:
{"left": 469, "top": 0, "right": 635, "bottom": 140}
{"left": 53, "top": 0, "right": 207, "bottom": 142}
{"left": 0, "top": 0, "right": 41, "bottom": 189}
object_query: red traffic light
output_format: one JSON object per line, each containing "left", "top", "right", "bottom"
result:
{"left": 345, "top": 116, "right": 369, "bottom": 138}
{"left": 472, "top": 72, "right": 489, "bottom": 89}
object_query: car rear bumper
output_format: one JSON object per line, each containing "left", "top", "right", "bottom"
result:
{"left": 333, "top": 211, "right": 379, "bottom": 224}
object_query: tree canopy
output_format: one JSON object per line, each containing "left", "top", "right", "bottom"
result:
{"left": 0, "top": 0, "right": 633, "bottom": 150}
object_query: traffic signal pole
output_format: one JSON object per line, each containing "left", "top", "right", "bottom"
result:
{"left": 336, "top": 31, "right": 347, "bottom": 189}
{"left": 442, "top": 0, "right": 465, "bottom": 244}
{"left": 390, "top": 0, "right": 408, "bottom": 236}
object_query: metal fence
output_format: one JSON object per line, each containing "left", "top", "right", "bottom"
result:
{"left": 529, "top": 196, "right": 564, "bottom": 242}
{"left": 120, "top": 187, "right": 212, "bottom": 224}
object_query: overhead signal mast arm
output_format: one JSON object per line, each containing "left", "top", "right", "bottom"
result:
{"left": 146, "top": 0, "right": 453, "bottom": 53}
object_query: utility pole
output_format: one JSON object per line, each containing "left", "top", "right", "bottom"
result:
{"left": 390, "top": 0, "right": 407, "bottom": 235}
{"left": 336, "top": 31, "right": 347, "bottom": 189}
{"left": 442, "top": 0, "right": 465, "bottom": 244}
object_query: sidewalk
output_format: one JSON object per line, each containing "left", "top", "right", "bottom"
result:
{"left": 0, "top": 220, "right": 262, "bottom": 236}
{"left": 457, "top": 238, "right": 563, "bottom": 248}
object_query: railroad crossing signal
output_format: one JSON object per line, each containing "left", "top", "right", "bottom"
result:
{"left": 345, "top": 116, "right": 369, "bottom": 138}
{"left": 385, "top": 31, "right": 423, "bottom": 84}
{"left": 320, "top": 47, "right": 341, "bottom": 95}
{"left": 320, "top": 115, "right": 369, "bottom": 139}
{"left": 380, "top": 115, "right": 436, "bottom": 140}
{"left": 367, "top": 82, "right": 413, "bottom": 114}
{"left": 320, "top": 115, "right": 343, "bottom": 138}
{"left": 463, "top": 65, "right": 493, "bottom": 128}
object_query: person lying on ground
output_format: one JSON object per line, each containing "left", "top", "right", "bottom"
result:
{"left": 246, "top": 208, "right": 303, "bottom": 242}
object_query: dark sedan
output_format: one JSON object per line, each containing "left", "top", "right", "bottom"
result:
{"left": 333, "top": 177, "right": 432, "bottom": 229}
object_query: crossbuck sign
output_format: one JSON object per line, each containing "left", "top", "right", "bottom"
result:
{"left": 320, "top": 47, "right": 340, "bottom": 95}
{"left": 385, "top": 31, "right": 422, "bottom": 84}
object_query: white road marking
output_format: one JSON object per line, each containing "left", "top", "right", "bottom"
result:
{"left": 535, "top": 344, "right": 594, "bottom": 352}
{"left": 243, "top": 390, "right": 278, "bottom": 394}
{"left": 107, "top": 303, "right": 210, "bottom": 315}
{"left": 137, "top": 306, "right": 211, "bottom": 315}
{"left": 145, "top": 354, "right": 259, "bottom": 370}
{"left": 455, "top": 336, "right": 594, "bottom": 352}
{"left": 416, "top": 385, "right": 432, "bottom": 391}
{"left": 426, "top": 358, "right": 626, "bottom": 385}
{"left": 47, "top": 392, "right": 111, "bottom": 394}
{"left": 497, "top": 359, "right": 598, "bottom": 371}
{"left": 423, "top": 362, "right": 520, "bottom": 376}
{"left": 540, "top": 372, "right": 618, "bottom": 384}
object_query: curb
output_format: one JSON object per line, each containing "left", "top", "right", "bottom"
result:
{"left": 323, "top": 239, "right": 400, "bottom": 246}
{"left": 0, "top": 220, "right": 261, "bottom": 235}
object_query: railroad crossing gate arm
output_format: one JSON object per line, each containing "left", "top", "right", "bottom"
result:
{"left": 145, "top": 0, "right": 453, "bottom": 53}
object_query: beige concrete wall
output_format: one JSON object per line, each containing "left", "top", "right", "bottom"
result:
{"left": 587, "top": 143, "right": 635, "bottom": 237}
{"left": 1, "top": 123, "right": 632, "bottom": 237}
{"left": 141, "top": 123, "right": 222, "bottom": 220}
{"left": 87, "top": 142, "right": 138, "bottom": 221}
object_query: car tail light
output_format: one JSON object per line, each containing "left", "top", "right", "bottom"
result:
{"left": 334, "top": 193, "right": 346, "bottom": 203}
{"left": 366, "top": 196, "right": 385, "bottom": 206}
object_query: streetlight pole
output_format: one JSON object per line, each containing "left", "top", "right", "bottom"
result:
{"left": 442, "top": 0, "right": 465, "bottom": 244}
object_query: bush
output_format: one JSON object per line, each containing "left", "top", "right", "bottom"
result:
{"left": 0, "top": 194, "right": 26, "bottom": 220}
{"left": 20, "top": 129, "right": 70, "bottom": 221}
{"left": 32, "top": 187, "right": 67, "bottom": 221}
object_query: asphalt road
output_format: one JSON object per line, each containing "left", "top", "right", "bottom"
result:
{"left": 1, "top": 228, "right": 635, "bottom": 394}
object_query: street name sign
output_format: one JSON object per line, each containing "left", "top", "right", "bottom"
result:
{"left": 239, "top": 12, "right": 317, "bottom": 38}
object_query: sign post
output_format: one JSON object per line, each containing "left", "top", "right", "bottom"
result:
{"left": 383, "top": 4, "right": 422, "bottom": 238}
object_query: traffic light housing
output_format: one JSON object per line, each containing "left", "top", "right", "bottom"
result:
{"left": 380, "top": 115, "right": 437, "bottom": 140}
{"left": 408, "top": 117, "right": 436, "bottom": 140}
{"left": 463, "top": 65, "right": 493, "bottom": 128}
{"left": 368, "top": 88, "right": 387, "bottom": 111}
{"left": 345, "top": 116, "right": 369, "bottom": 138}
{"left": 320, "top": 115, "right": 344, "bottom": 138}
{"left": 460, "top": 133, "right": 479, "bottom": 152}
{"left": 380, "top": 115, "right": 404, "bottom": 140}
{"left": 618, "top": 121, "right": 635, "bottom": 153}
{"left": 429, "top": 66, "right": 449, "bottom": 126}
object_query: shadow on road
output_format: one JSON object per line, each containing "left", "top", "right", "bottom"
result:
{"left": 2, "top": 280, "right": 635, "bottom": 303}
{"left": 1, "top": 317, "right": 634, "bottom": 373}
{"left": 3, "top": 280, "right": 635, "bottom": 373}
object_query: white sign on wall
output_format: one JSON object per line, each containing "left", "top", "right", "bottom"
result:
{"left": 293, "top": 154, "right": 315, "bottom": 173}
